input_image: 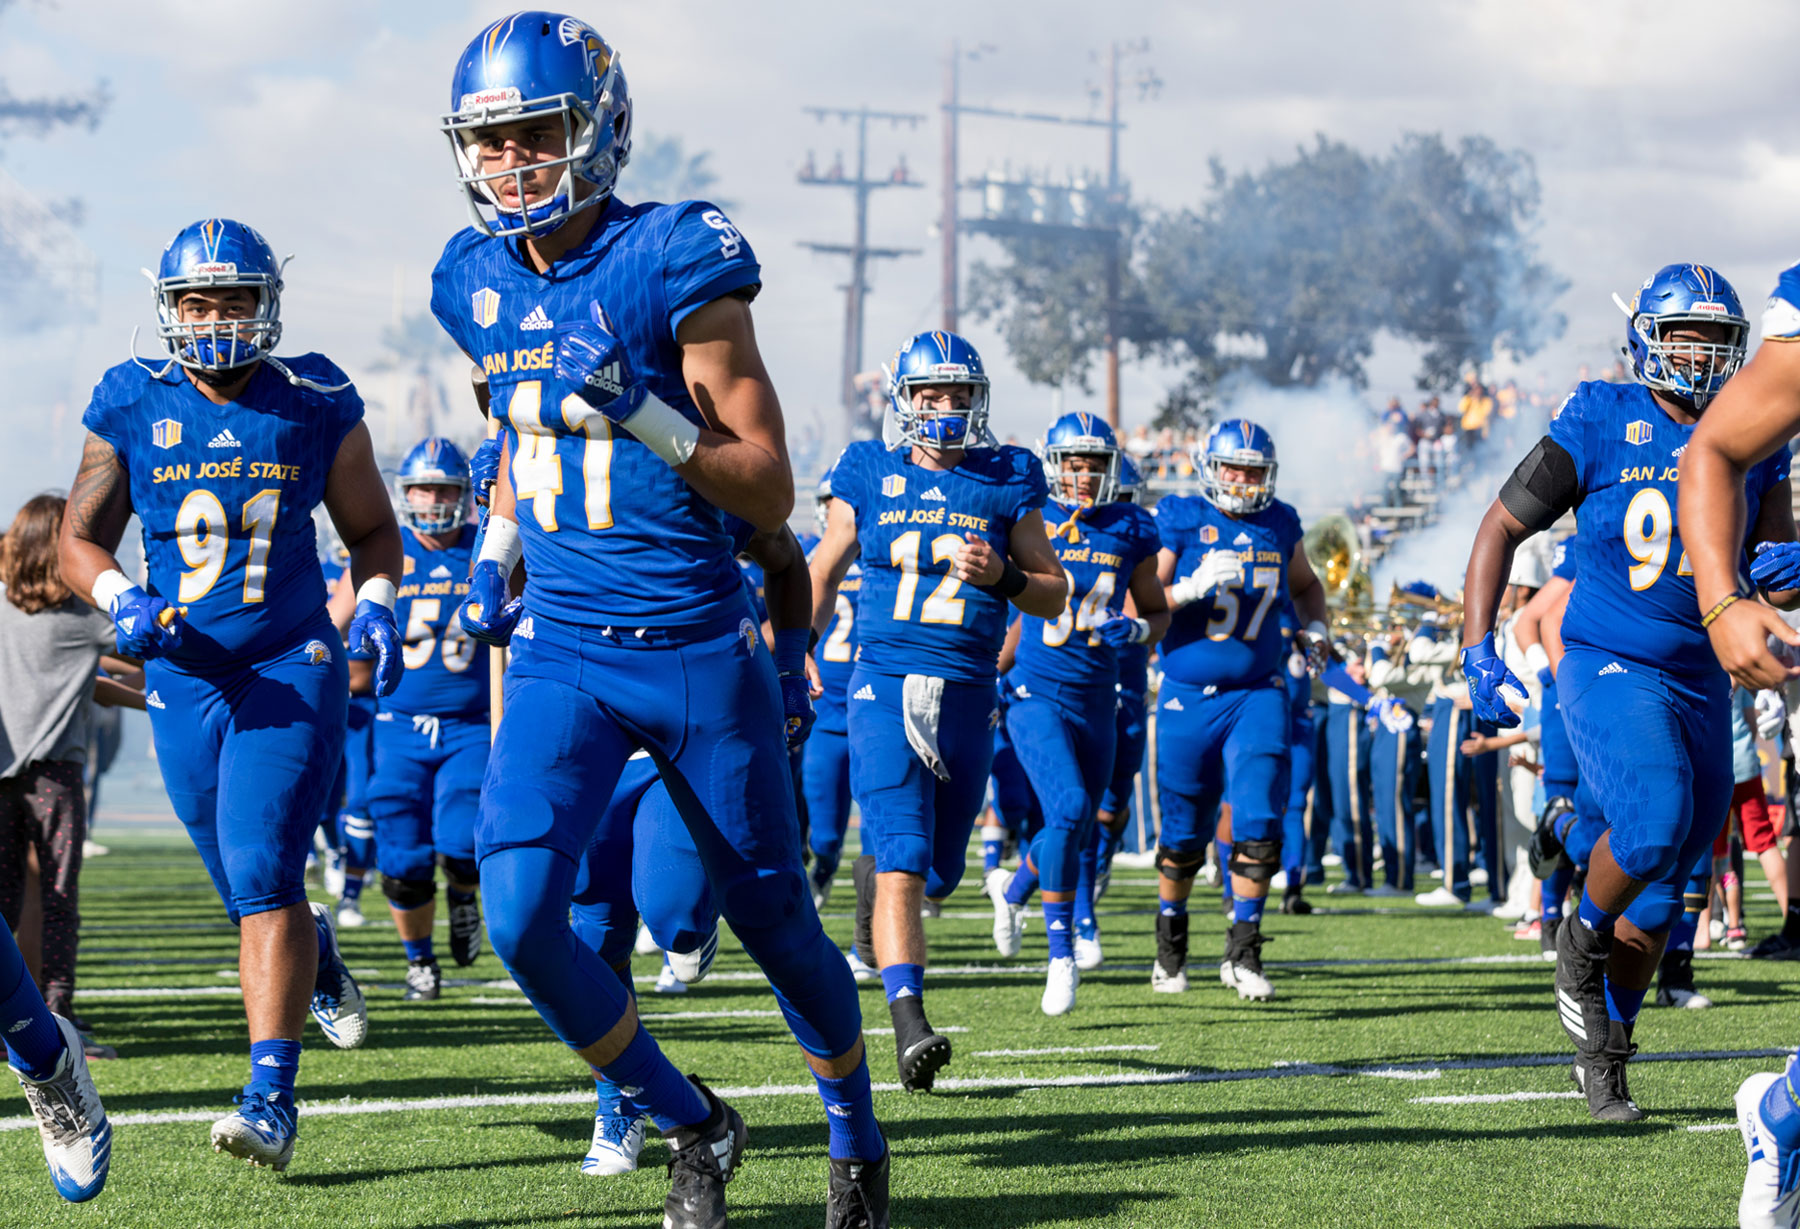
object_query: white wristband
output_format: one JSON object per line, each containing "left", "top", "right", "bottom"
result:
{"left": 477, "top": 516, "right": 523, "bottom": 572}
{"left": 356, "top": 578, "right": 397, "bottom": 612}
{"left": 1524, "top": 642, "right": 1551, "bottom": 676}
{"left": 91, "top": 568, "right": 137, "bottom": 614}
{"left": 620, "top": 392, "right": 701, "bottom": 467}
{"left": 1305, "top": 620, "right": 1329, "bottom": 641}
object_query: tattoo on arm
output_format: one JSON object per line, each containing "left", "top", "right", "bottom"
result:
{"left": 68, "top": 434, "right": 133, "bottom": 551}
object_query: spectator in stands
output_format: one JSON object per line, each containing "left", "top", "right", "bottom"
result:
{"left": 1458, "top": 372, "right": 1493, "bottom": 453}
{"left": 0, "top": 493, "right": 143, "bottom": 1036}
{"left": 1374, "top": 412, "right": 1415, "bottom": 507}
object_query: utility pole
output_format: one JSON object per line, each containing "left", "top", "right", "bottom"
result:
{"left": 941, "top": 43, "right": 959, "bottom": 332}
{"left": 797, "top": 105, "right": 924, "bottom": 439}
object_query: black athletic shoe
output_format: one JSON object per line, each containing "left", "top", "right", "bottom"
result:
{"left": 1540, "top": 916, "right": 1560, "bottom": 962}
{"left": 448, "top": 894, "right": 483, "bottom": 967}
{"left": 888, "top": 996, "right": 951, "bottom": 1093}
{"left": 1572, "top": 1023, "right": 1643, "bottom": 1123}
{"left": 1528, "top": 798, "right": 1574, "bottom": 879}
{"left": 1654, "top": 948, "right": 1712, "bottom": 1009}
{"left": 825, "top": 1149, "right": 891, "bottom": 1229}
{"left": 1751, "top": 927, "right": 1800, "bottom": 960}
{"left": 662, "top": 1077, "right": 747, "bottom": 1229}
{"left": 1153, "top": 910, "right": 1190, "bottom": 990}
{"left": 852, "top": 855, "right": 878, "bottom": 969}
{"left": 1280, "top": 888, "right": 1313, "bottom": 916}
{"left": 1554, "top": 917, "right": 1612, "bottom": 1055}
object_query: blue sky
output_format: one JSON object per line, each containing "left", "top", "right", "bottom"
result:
{"left": 7, "top": 0, "right": 1800, "bottom": 515}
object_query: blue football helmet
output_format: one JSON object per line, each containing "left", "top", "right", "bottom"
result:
{"left": 396, "top": 437, "right": 472, "bottom": 535}
{"left": 1115, "top": 455, "right": 1143, "bottom": 503}
{"left": 885, "top": 331, "right": 991, "bottom": 450}
{"left": 1040, "top": 411, "right": 1121, "bottom": 506}
{"left": 1618, "top": 263, "right": 1747, "bottom": 410}
{"left": 442, "top": 11, "right": 632, "bottom": 238}
{"left": 1197, "top": 418, "right": 1278, "bottom": 514}
{"left": 151, "top": 219, "right": 284, "bottom": 373}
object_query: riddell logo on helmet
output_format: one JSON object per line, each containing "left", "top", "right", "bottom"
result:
{"left": 460, "top": 87, "right": 522, "bottom": 111}
{"left": 191, "top": 262, "right": 238, "bottom": 277}
{"left": 1689, "top": 301, "right": 1728, "bottom": 313}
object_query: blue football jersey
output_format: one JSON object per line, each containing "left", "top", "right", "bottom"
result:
{"left": 1156, "top": 494, "right": 1305, "bottom": 689}
{"left": 384, "top": 524, "right": 488, "bottom": 718}
{"left": 1760, "top": 262, "right": 1800, "bottom": 340}
{"left": 1012, "top": 498, "right": 1159, "bottom": 695}
{"left": 82, "top": 355, "right": 364, "bottom": 666}
{"left": 430, "top": 196, "right": 762, "bottom": 629}
{"left": 1552, "top": 530, "right": 1578, "bottom": 582}
{"left": 831, "top": 439, "right": 1049, "bottom": 684}
{"left": 1553, "top": 380, "right": 1787, "bottom": 676}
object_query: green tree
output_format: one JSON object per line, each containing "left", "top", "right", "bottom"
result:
{"left": 625, "top": 133, "right": 730, "bottom": 210}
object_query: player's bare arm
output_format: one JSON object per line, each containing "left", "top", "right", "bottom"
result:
{"left": 996, "top": 613, "right": 1022, "bottom": 675}
{"left": 1285, "top": 540, "right": 1328, "bottom": 630}
{"left": 322, "top": 423, "right": 404, "bottom": 598}
{"left": 1680, "top": 337, "right": 1800, "bottom": 686}
{"left": 946, "top": 510, "right": 1065, "bottom": 620}
{"left": 807, "top": 495, "right": 860, "bottom": 640}
{"left": 326, "top": 568, "right": 355, "bottom": 635}
{"left": 1462, "top": 499, "right": 1537, "bottom": 651}
{"left": 1126, "top": 554, "right": 1171, "bottom": 645}
{"left": 58, "top": 432, "right": 136, "bottom": 605}
{"left": 676, "top": 295, "right": 794, "bottom": 532}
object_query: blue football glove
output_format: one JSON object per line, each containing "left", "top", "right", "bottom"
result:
{"left": 347, "top": 599, "right": 403, "bottom": 698}
{"left": 1095, "top": 612, "right": 1150, "bottom": 648}
{"left": 469, "top": 437, "right": 501, "bottom": 507}
{"left": 457, "top": 559, "right": 524, "bottom": 646}
{"left": 1752, "top": 541, "right": 1800, "bottom": 592}
{"left": 554, "top": 304, "right": 649, "bottom": 421}
{"left": 1459, "top": 632, "right": 1528, "bottom": 728}
{"left": 109, "top": 587, "right": 185, "bottom": 660}
{"left": 780, "top": 674, "right": 816, "bottom": 751}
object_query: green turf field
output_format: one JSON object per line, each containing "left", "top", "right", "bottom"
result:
{"left": 1, "top": 831, "right": 1791, "bottom": 1228}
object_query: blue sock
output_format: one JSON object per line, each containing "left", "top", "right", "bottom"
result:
{"left": 1542, "top": 865, "right": 1573, "bottom": 921}
{"left": 879, "top": 963, "right": 924, "bottom": 1004}
{"left": 1043, "top": 900, "right": 1075, "bottom": 960}
{"left": 403, "top": 936, "right": 435, "bottom": 963}
{"left": 0, "top": 943, "right": 63, "bottom": 1081}
{"left": 1667, "top": 911, "right": 1699, "bottom": 955}
{"left": 813, "top": 1057, "right": 886, "bottom": 1162}
{"left": 1217, "top": 840, "right": 1234, "bottom": 905}
{"left": 1577, "top": 889, "right": 1618, "bottom": 933}
{"left": 341, "top": 875, "right": 365, "bottom": 905}
{"left": 248, "top": 1038, "right": 301, "bottom": 1103}
{"left": 1761, "top": 1056, "right": 1800, "bottom": 1152}
{"left": 1159, "top": 897, "right": 1187, "bottom": 919}
{"left": 1233, "top": 895, "right": 1266, "bottom": 925}
{"left": 601, "top": 1026, "right": 708, "bottom": 1134}
{"left": 1097, "top": 824, "right": 1122, "bottom": 868}
{"left": 1603, "top": 976, "right": 1646, "bottom": 1026}
{"left": 1005, "top": 862, "right": 1039, "bottom": 906}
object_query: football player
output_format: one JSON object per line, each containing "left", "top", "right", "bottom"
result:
{"left": 983, "top": 412, "right": 1166, "bottom": 1014}
{"left": 324, "top": 564, "right": 379, "bottom": 928}
{"left": 1514, "top": 536, "right": 1578, "bottom": 958}
{"left": 1274, "top": 606, "right": 1317, "bottom": 914}
{"left": 364, "top": 438, "right": 489, "bottom": 1002}
{"left": 1320, "top": 639, "right": 1374, "bottom": 893}
{"left": 803, "top": 468, "right": 860, "bottom": 910}
{"left": 4, "top": 924, "right": 109, "bottom": 1201}
{"left": 1460, "top": 263, "right": 1794, "bottom": 1122}
{"left": 1092, "top": 456, "right": 1154, "bottom": 907}
{"left": 809, "top": 329, "right": 1065, "bottom": 1087}
{"left": 58, "top": 218, "right": 400, "bottom": 1168}
{"left": 1151, "top": 420, "right": 1329, "bottom": 1001}
{"left": 433, "top": 17, "right": 885, "bottom": 1225}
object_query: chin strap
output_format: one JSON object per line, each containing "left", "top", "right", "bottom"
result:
{"left": 263, "top": 355, "right": 353, "bottom": 394}
{"left": 125, "top": 327, "right": 178, "bottom": 380}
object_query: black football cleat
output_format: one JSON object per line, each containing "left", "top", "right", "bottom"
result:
{"left": 1572, "top": 1022, "right": 1643, "bottom": 1123}
{"left": 825, "top": 1149, "right": 891, "bottom": 1229}
{"left": 1554, "top": 916, "right": 1612, "bottom": 1055}
{"left": 662, "top": 1077, "right": 747, "bottom": 1229}
{"left": 888, "top": 996, "right": 951, "bottom": 1093}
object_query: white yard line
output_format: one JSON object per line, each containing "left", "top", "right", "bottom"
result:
{"left": 973, "top": 1045, "right": 1161, "bottom": 1057}
{"left": 1414, "top": 1091, "right": 1583, "bottom": 1105}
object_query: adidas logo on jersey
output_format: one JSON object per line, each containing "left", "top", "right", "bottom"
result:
{"left": 515, "top": 615, "right": 536, "bottom": 641}
{"left": 429, "top": 564, "right": 452, "bottom": 579}
{"left": 1233, "top": 532, "right": 1252, "bottom": 546}
{"left": 1598, "top": 661, "right": 1626, "bottom": 676}
{"left": 145, "top": 690, "right": 164, "bottom": 710}
{"left": 208, "top": 429, "right": 242, "bottom": 448}
{"left": 853, "top": 684, "right": 876, "bottom": 701}
{"left": 920, "top": 487, "right": 946, "bottom": 502}
{"left": 519, "top": 305, "right": 554, "bottom": 331}
{"left": 1164, "top": 697, "right": 1185, "bottom": 712}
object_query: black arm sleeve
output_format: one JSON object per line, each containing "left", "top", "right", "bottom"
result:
{"left": 1498, "top": 435, "right": 1581, "bottom": 533}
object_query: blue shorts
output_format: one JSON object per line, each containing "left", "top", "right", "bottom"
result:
{"left": 146, "top": 621, "right": 348, "bottom": 922}
{"left": 1004, "top": 680, "right": 1117, "bottom": 892}
{"left": 1558, "top": 647, "right": 1731, "bottom": 886}
{"left": 367, "top": 710, "right": 488, "bottom": 882}
{"left": 1155, "top": 678, "right": 1290, "bottom": 851}
{"left": 1098, "top": 687, "right": 1147, "bottom": 816}
{"left": 1539, "top": 679, "right": 1576, "bottom": 799}
{"left": 800, "top": 725, "right": 853, "bottom": 869}
{"left": 847, "top": 666, "right": 996, "bottom": 896}
{"left": 988, "top": 718, "right": 1041, "bottom": 837}
{"left": 343, "top": 695, "right": 376, "bottom": 816}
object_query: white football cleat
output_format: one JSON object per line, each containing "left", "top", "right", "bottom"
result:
{"left": 1150, "top": 962, "right": 1188, "bottom": 994}
{"left": 1491, "top": 900, "right": 1529, "bottom": 922}
{"left": 1269, "top": 870, "right": 1289, "bottom": 891}
{"left": 653, "top": 959, "right": 689, "bottom": 995}
{"left": 1414, "top": 886, "right": 1465, "bottom": 907}
{"left": 1041, "top": 956, "right": 1079, "bottom": 1016}
{"left": 1074, "top": 932, "right": 1104, "bottom": 971}
{"left": 1738, "top": 1070, "right": 1800, "bottom": 1229}
{"left": 984, "top": 867, "right": 1025, "bottom": 957}
{"left": 665, "top": 927, "right": 718, "bottom": 985}
{"left": 582, "top": 1107, "right": 647, "bottom": 1176}
{"left": 1660, "top": 986, "right": 1713, "bottom": 1010}
{"left": 334, "top": 899, "right": 366, "bottom": 929}
{"left": 210, "top": 1090, "right": 296, "bottom": 1172}
{"left": 309, "top": 902, "right": 368, "bottom": 1049}
{"left": 634, "top": 921, "right": 660, "bottom": 957}
{"left": 12, "top": 1014, "right": 110, "bottom": 1202}
{"left": 844, "top": 948, "right": 878, "bottom": 982}
{"left": 1220, "top": 958, "right": 1275, "bottom": 1001}
{"left": 320, "top": 848, "right": 347, "bottom": 900}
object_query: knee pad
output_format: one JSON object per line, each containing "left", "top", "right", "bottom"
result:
{"left": 381, "top": 875, "right": 436, "bottom": 911}
{"left": 438, "top": 854, "right": 480, "bottom": 887}
{"left": 1157, "top": 847, "right": 1202, "bottom": 882}
{"left": 1229, "top": 838, "right": 1280, "bottom": 884}
{"left": 1682, "top": 883, "right": 1711, "bottom": 915}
